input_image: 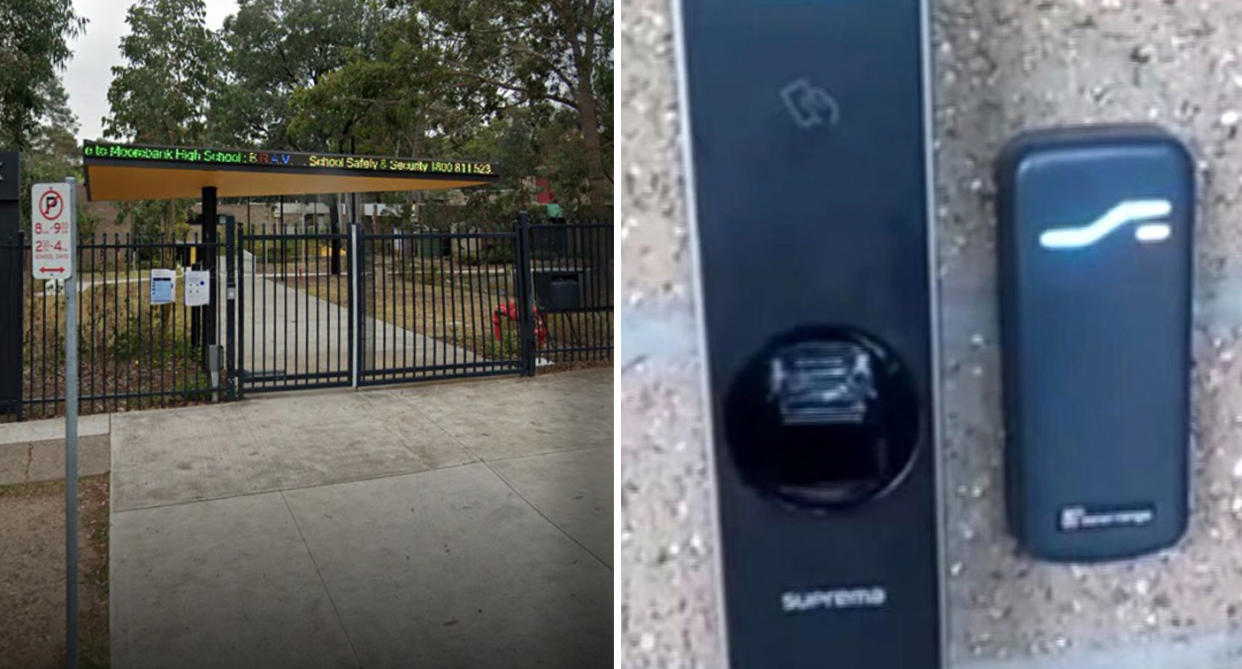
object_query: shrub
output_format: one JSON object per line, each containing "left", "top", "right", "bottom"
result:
{"left": 488, "top": 327, "right": 520, "bottom": 360}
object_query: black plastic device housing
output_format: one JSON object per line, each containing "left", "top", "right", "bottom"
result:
{"left": 674, "top": 0, "right": 942, "bottom": 666}
{"left": 996, "top": 124, "right": 1193, "bottom": 562}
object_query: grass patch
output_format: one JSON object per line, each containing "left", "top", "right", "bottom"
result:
{"left": 19, "top": 277, "right": 215, "bottom": 420}
{"left": 277, "top": 255, "right": 611, "bottom": 367}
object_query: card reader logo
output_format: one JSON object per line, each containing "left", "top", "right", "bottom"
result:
{"left": 1059, "top": 504, "right": 1155, "bottom": 531}
{"left": 780, "top": 79, "right": 840, "bottom": 130}
{"left": 780, "top": 586, "right": 886, "bottom": 613}
{"left": 1039, "top": 199, "right": 1173, "bottom": 250}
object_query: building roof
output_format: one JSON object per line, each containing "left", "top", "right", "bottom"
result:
{"left": 82, "top": 141, "right": 499, "bottom": 202}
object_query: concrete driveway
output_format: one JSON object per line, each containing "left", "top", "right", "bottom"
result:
{"left": 108, "top": 368, "right": 612, "bottom": 669}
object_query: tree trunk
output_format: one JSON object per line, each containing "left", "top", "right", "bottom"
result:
{"left": 569, "top": 2, "right": 609, "bottom": 222}
{"left": 576, "top": 83, "right": 609, "bottom": 221}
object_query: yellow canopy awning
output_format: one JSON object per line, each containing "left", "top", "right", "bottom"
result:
{"left": 83, "top": 141, "right": 500, "bottom": 202}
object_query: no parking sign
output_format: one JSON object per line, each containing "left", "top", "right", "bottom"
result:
{"left": 32, "top": 179, "right": 81, "bottom": 667}
{"left": 31, "top": 183, "right": 74, "bottom": 280}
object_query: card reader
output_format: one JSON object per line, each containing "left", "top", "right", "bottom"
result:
{"left": 996, "top": 124, "right": 1194, "bottom": 562}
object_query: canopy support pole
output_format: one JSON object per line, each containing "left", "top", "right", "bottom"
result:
{"left": 202, "top": 187, "right": 218, "bottom": 373}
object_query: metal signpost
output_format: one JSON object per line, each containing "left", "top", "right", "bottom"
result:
{"left": 32, "top": 178, "right": 78, "bottom": 669}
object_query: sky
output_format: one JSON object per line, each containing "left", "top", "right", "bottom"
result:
{"left": 62, "top": 0, "right": 240, "bottom": 143}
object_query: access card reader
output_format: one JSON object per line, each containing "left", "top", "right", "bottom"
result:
{"left": 673, "top": 0, "right": 942, "bottom": 666}
{"left": 996, "top": 125, "right": 1194, "bottom": 562}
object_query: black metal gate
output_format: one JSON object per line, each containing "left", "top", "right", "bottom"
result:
{"left": 230, "top": 215, "right": 610, "bottom": 396}
{"left": 3, "top": 213, "right": 611, "bottom": 420}
{"left": 234, "top": 220, "right": 353, "bottom": 393}
{"left": 355, "top": 223, "right": 525, "bottom": 386}
{"left": 4, "top": 230, "right": 226, "bottom": 421}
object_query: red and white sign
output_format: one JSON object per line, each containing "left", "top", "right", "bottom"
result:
{"left": 31, "top": 183, "right": 74, "bottom": 280}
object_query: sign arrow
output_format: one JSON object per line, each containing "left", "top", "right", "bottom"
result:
{"left": 40, "top": 267, "right": 65, "bottom": 273}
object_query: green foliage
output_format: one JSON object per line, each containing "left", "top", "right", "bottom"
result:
{"left": 488, "top": 326, "right": 520, "bottom": 360}
{"left": 109, "top": 306, "right": 195, "bottom": 362}
{"left": 287, "top": 58, "right": 402, "bottom": 150}
{"left": 4, "top": 8, "right": 89, "bottom": 233}
{"left": 534, "top": 107, "right": 599, "bottom": 220}
{"left": 89, "top": 0, "right": 614, "bottom": 233}
{"left": 417, "top": 261, "right": 443, "bottom": 287}
{"left": 280, "top": 0, "right": 614, "bottom": 222}
{"left": 177, "top": 373, "right": 215, "bottom": 403}
{"left": 252, "top": 238, "right": 302, "bottom": 263}
{"left": 389, "top": 0, "right": 614, "bottom": 219}
{"left": 456, "top": 243, "right": 515, "bottom": 267}
{"left": 115, "top": 199, "right": 196, "bottom": 246}
{"left": 0, "top": 0, "right": 85, "bottom": 150}
{"left": 103, "top": 0, "right": 223, "bottom": 144}
{"left": 211, "top": 0, "right": 384, "bottom": 148}
{"left": 104, "top": 0, "right": 222, "bottom": 239}
{"left": 19, "top": 117, "right": 85, "bottom": 230}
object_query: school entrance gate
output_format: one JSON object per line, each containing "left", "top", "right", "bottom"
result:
{"left": 0, "top": 143, "right": 612, "bottom": 420}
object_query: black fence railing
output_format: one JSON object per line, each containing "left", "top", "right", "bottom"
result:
{"left": 355, "top": 222, "right": 525, "bottom": 387}
{"left": 0, "top": 217, "right": 613, "bottom": 421}
{"left": 527, "top": 222, "right": 614, "bottom": 365}
{"left": 235, "top": 225, "right": 354, "bottom": 393}
{"left": 0, "top": 231, "right": 224, "bottom": 421}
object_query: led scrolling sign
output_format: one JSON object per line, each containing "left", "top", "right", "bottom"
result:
{"left": 83, "top": 141, "right": 497, "bottom": 178}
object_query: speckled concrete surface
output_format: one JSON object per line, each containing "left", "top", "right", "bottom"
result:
{"left": 619, "top": 0, "right": 1242, "bottom": 667}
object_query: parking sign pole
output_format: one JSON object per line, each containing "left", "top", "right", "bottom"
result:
{"left": 31, "top": 177, "right": 79, "bottom": 667}
{"left": 64, "top": 176, "right": 79, "bottom": 669}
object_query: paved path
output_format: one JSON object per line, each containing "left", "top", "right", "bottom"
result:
{"left": 0, "top": 414, "right": 111, "bottom": 485}
{"left": 231, "top": 269, "right": 482, "bottom": 382}
{"left": 108, "top": 369, "right": 612, "bottom": 669}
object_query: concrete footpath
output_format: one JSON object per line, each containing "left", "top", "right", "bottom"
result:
{"left": 0, "top": 413, "right": 111, "bottom": 485}
{"left": 97, "top": 368, "right": 612, "bottom": 669}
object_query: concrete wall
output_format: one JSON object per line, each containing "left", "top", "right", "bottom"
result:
{"left": 619, "top": 1, "right": 1242, "bottom": 667}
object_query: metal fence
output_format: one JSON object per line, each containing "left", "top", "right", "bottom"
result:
{"left": 235, "top": 225, "right": 353, "bottom": 392}
{"left": 0, "top": 231, "right": 224, "bottom": 420}
{"left": 0, "top": 217, "right": 612, "bottom": 421}
{"left": 527, "top": 222, "right": 614, "bottom": 364}
{"left": 355, "top": 223, "right": 525, "bottom": 387}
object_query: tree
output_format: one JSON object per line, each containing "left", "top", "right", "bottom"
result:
{"left": 417, "top": 107, "right": 542, "bottom": 228}
{"left": 103, "top": 0, "right": 223, "bottom": 144}
{"left": 19, "top": 81, "right": 96, "bottom": 235}
{"left": 103, "top": 0, "right": 224, "bottom": 239}
{"left": 212, "top": 0, "right": 385, "bottom": 271}
{"left": 393, "top": 0, "right": 614, "bottom": 220}
{"left": 285, "top": 53, "right": 440, "bottom": 227}
{"left": 96, "top": 0, "right": 615, "bottom": 239}
{"left": 0, "top": 0, "right": 86, "bottom": 150}
{"left": 210, "top": 0, "right": 383, "bottom": 149}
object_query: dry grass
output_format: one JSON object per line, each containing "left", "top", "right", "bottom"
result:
{"left": 540, "top": 311, "right": 614, "bottom": 365}
{"left": 18, "top": 277, "right": 215, "bottom": 420}
{"left": 283, "top": 255, "right": 612, "bottom": 365}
